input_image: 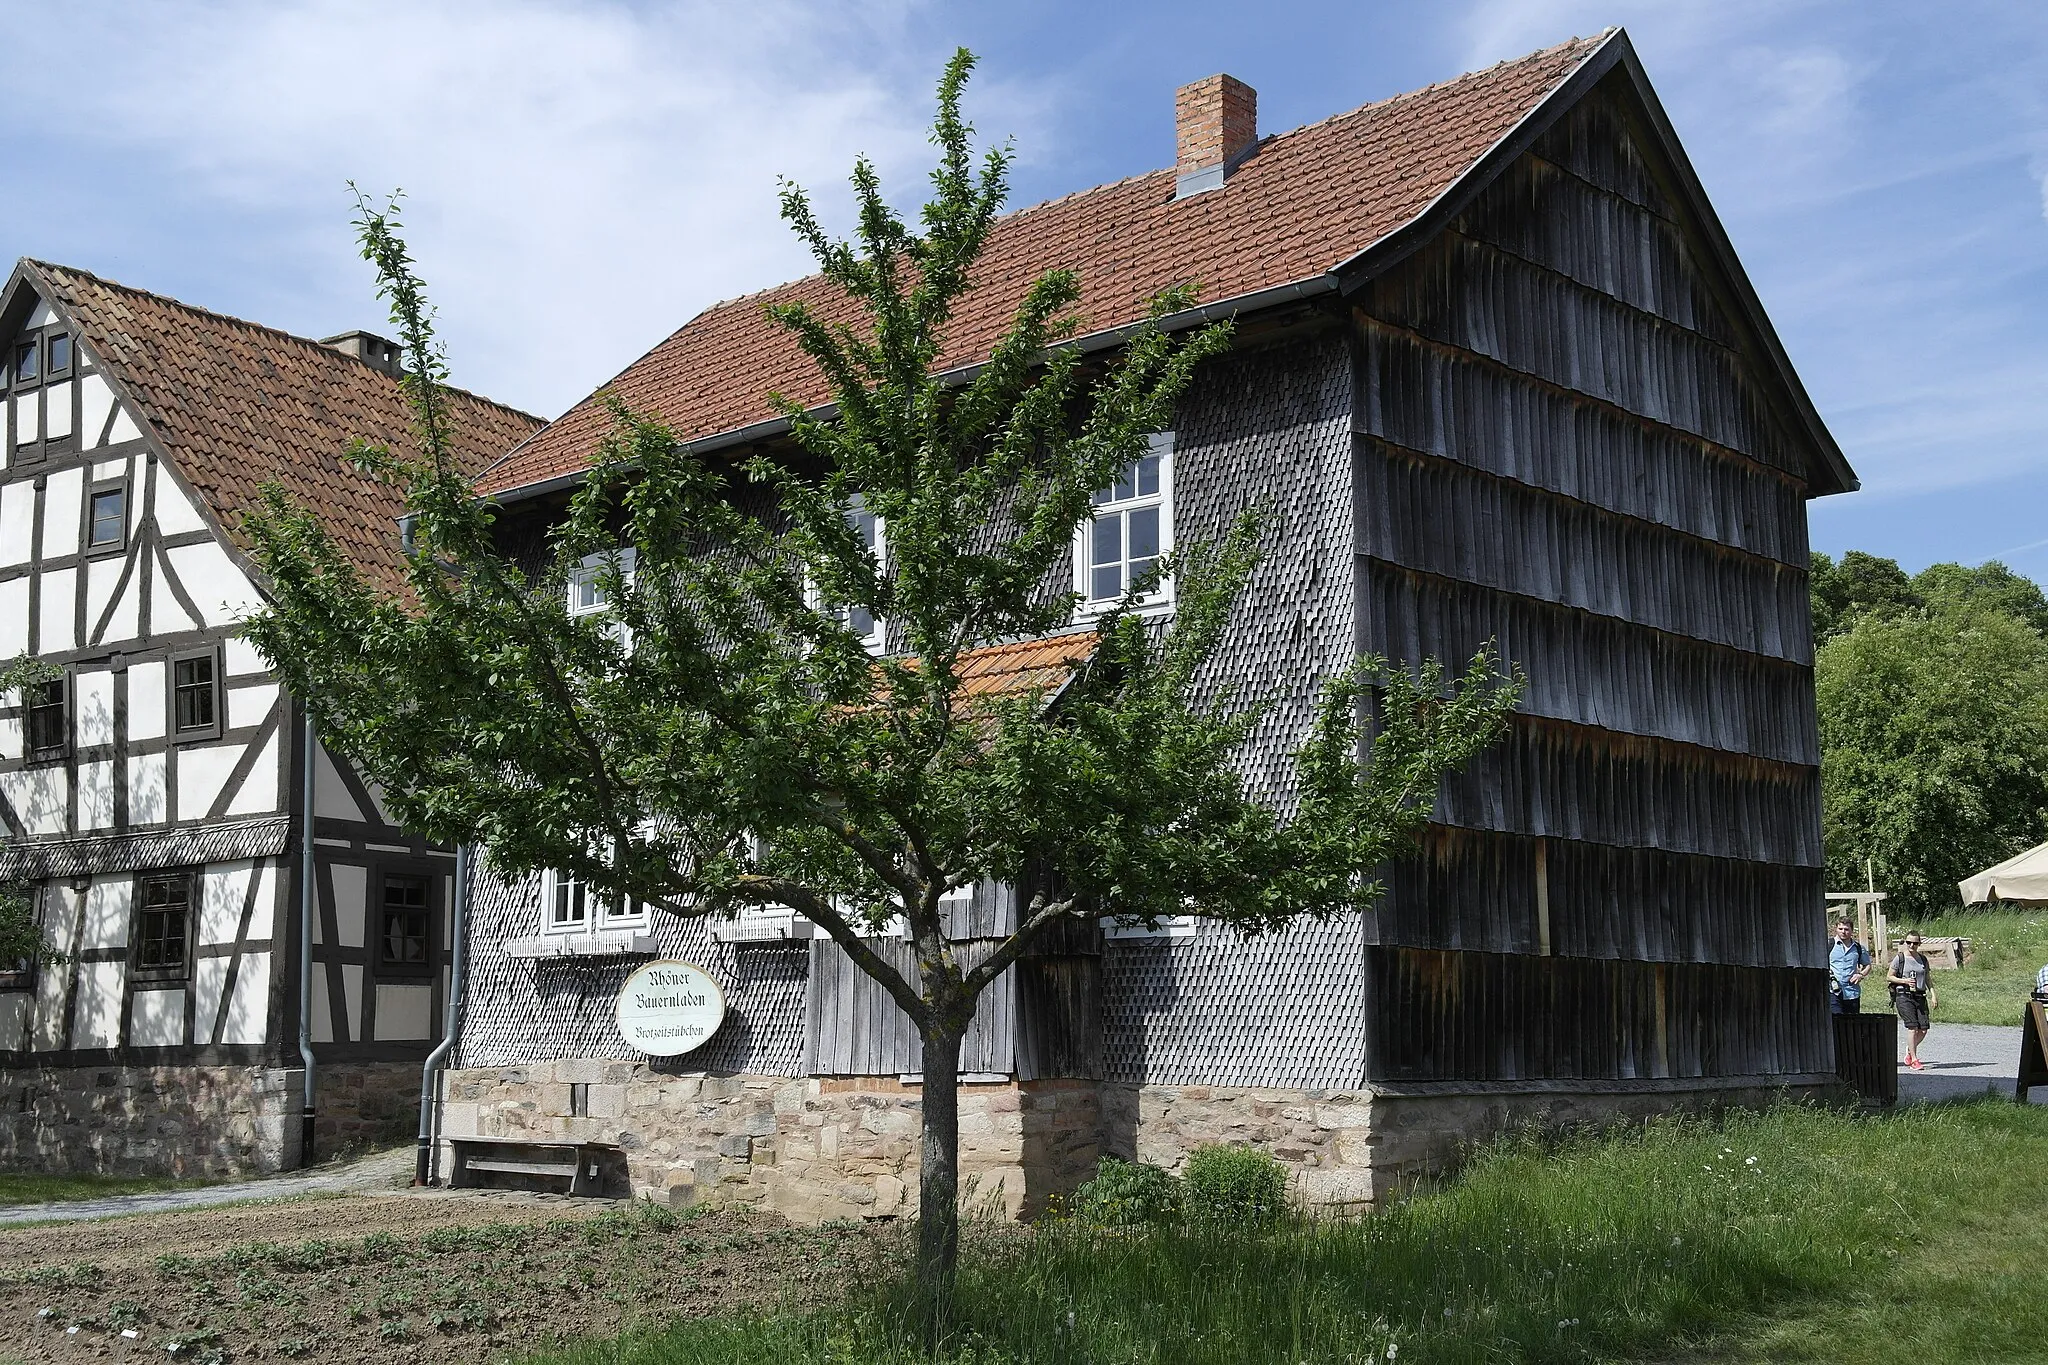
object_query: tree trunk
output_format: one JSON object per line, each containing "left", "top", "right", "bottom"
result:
{"left": 916, "top": 1018, "right": 964, "bottom": 1310}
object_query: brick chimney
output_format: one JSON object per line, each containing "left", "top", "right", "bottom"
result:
{"left": 1174, "top": 74, "right": 1257, "bottom": 199}
{"left": 320, "top": 330, "right": 404, "bottom": 377}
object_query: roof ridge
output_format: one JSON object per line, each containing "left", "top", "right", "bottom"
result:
{"left": 611, "top": 31, "right": 1613, "bottom": 327}
{"left": 28, "top": 259, "right": 546, "bottom": 425}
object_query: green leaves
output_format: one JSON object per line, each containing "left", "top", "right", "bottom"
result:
{"left": 245, "top": 49, "right": 1520, "bottom": 1032}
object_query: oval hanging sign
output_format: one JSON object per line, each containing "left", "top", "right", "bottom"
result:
{"left": 615, "top": 959, "right": 726, "bottom": 1057}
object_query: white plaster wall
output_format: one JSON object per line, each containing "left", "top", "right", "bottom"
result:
{"left": 128, "top": 751, "right": 166, "bottom": 825}
{"left": 224, "top": 635, "right": 268, "bottom": 678}
{"left": 129, "top": 988, "right": 185, "bottom": 1047}
{"left": 0, "top": 575, "right": 26, "bottom": 655}
{"left": 148, "top": 547, "right": 200, "bottom": 636}
{"left": 165, "top": 541, "right": 260, "bottom": 627}
{"left": 128, "top": 660, "right": 165, "bottom": 740}
{"left": 81, "top": 875, "right": 131, "bottom": 949}
{"left": 38, "top": 565, "right": 76, "bottom": 652}
{"left": 153, "top": 463, "right": 208, "bottom": 535}
{"left": 79, "top": 373, "right": 114, "bottom": 448}
{"left": 77, "top": 759, "right": 115, "bottom": 830}
{"left": 0, "top": 767, "right": 66, "bottom": 835}
{"left": 330, "top": 863, "right": 367, "bottom": 948}
{"left": 39, "top": 466, "right": 81, "bottom": 560}
{"left": 73, "top": 961, "right": 125, "bottom": 1049}
{"left": 310, "top": 963, "right": 364, "bottom": 1044}
{"left": 223, "top": 728, "right": 279, "bottom": 816}
{"left": 0, "top": 714, "right": 19, "bottom": 762}
{"left": 107, "top": 405, "right": 140, "bottom": 446}
{"left": 315, "top": 746, "right": 365, "bottom": 822}
{"left": 86, "top": 553, "right": 135, "bottom": 645}
{"left": 44, "top": 380, "right": 73, "bottom": 442}
{"left": 75, "top": 669, "right": 115, "bottom": 746}
{"left": 32, "top": 959, "right": 68, "bottom": 1050}
{"left": 0, "top": 482, "right": 32, "bottom": 569}
{"left": 199, "top": 861, "right": 262, "bottom": 945}
{"left": 0, "top": 993, "right": 28, "bottom": 1050}
{"left": 175, "top": 742, "right": 240, "bottom": 822}
{"left": 228, "top": 682, "right": 278, "bottom": 731}
{"left": 374, "top": 983, "right": 433, "bottom": 1040}
{"left": 11, "top": 391, "right": 37, "bottom": 447}
{"left": 224, "top": 951, "right": 269, "bottom": 1044}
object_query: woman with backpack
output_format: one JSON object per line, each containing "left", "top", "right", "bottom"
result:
{"left": 1888, "top": 934, "right": 1937, "bottom": 1070}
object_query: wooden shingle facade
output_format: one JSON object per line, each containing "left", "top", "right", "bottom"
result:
{"left": 440, "top": 30, "right": 1855, "bottom": 1214}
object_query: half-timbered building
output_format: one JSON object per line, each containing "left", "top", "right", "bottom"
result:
{"left": 0, "top": 262, "right": 540, "bottom": 1174}
{"left": 436, "top": 29, "right": 1857, "bottom": 1216}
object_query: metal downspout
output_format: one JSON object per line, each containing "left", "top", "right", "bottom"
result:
{"left": 296, "top": 715, "right": 318, "bottom": 1167}
{"left": 415, "top": 843, "right": 471, "bottom": 1186}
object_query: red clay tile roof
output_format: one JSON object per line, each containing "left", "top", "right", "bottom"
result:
{"left": 479, "top": 33, "right": 1610, "bottom": 497}
{"left": 28, "top": 261, "right": 544, "bottom": 594}
{"left": 952, "top": 631, "right": 1097, "bottom": 705}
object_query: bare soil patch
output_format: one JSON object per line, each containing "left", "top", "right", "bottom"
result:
{"left": 0, "top": 1191, "right": 886, "bottom": 1363}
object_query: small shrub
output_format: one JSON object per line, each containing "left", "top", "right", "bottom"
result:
{"left": 1181, "top": 1144, "right": 1288, "bottom": 1231}
{"left": 1068, "top": 1157, "right": 1182, "bottom": 1228}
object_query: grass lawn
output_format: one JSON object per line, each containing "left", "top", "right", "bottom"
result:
{"left": 1887, "top": 907, "right": 2048, "bottom": 1026}
{"left": 0, "top": 1170, "right": 212, "bottom": 1205}
{"left": 524, "top": 1099, "right": 2048, "bottom": 1365}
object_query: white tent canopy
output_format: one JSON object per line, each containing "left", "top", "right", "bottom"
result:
{"left": 1959, "top": 841, "right": 2048, "bottom": 906}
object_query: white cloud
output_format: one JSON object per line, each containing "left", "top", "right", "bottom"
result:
{"left": 2, "top": 0, "right": 1046, "bottom": 417}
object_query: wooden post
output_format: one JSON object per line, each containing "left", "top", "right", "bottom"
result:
{"left": 2019, "top": 1001, "right": 2048, "bottom": 1104}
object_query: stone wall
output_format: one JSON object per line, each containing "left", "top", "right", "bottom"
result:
{"left": 315, "top": 1062, "right": 428, "bottom": 1160}
{"left": 0, "top": 1063, "right": 304, "bottom": 1177}
{"left": 1109, "top": 1075, "right": 1844, "bottom": 1210}
{"left": 437, "top": 1061, "right": 1841, "bottom": 1219}
{"left": 0, "top": 1059, "right": 431, "bottom": 1177}
{"left": 438, "top": 1062, "right": 1102, "bottom": 1220}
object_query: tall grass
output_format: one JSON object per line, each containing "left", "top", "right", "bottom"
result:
{"left": 529, "top": 1100, "right": 2048, "bottom": 1365}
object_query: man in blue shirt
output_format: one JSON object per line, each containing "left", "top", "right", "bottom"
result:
{"left": 1830, "top": 920, "right": 1872, "bottom": 1014}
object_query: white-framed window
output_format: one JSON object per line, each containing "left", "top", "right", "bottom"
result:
{"left": 541, "top": 866, "right": 647, "bottom": 936}
{"left": 809, "top": 498, "right": 886, "bottom": 652}
{"left": 1099, "top": 911, "right": 1199, "bottom": 941}
{"left": 568, "top": 549, "right": 638, "bottom": 614}
{"left": 1076, "top": 432, "right": 1173, "bottom": 614}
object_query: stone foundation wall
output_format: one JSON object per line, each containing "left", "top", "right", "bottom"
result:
{"left": 439, "top": 1062, "right": 1102, "bottom": 1220}
{"left": 0, "top": 1063, "right": 305, "bottom": 1177}
{"left": 436, "top": 1062, "right": 1842, "bottom": 1219}
{"left": 1111, "top": 1076, "right": 1844, "bottom": 1210}
{"left": 0, "top": 1059, "right": 434, "bottom": 1178}
{"left": 316, "top": 1062, "right": 428, "bottom": 1159}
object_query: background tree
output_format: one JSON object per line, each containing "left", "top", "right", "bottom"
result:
{"left": 1816, "top": 601, "right": 2048, "bottom": 913}
{"left": 242, "top": 52, "right": 1520, "bottom": 1300}
{"left": 1810, "top": 550, "right": 1921, "bottom": 644}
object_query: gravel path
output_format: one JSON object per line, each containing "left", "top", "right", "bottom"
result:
{"left": 1895, "top": 1020, "right": 2048, "bottom": 1105}
{"left": 0, "top": 1143, "right": 419, "bottom": 1226}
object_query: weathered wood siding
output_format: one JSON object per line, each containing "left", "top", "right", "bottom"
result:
{"left": 1354, "top": 74, "right": 1831, "bottom": 1082}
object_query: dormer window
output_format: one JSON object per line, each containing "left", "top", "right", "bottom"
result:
{"left": 1077, "top": 432, "right": 1174, "bottom": 612}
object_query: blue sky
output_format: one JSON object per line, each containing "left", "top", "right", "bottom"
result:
{"left": 4, "top": 1, "right": 2045, "bottom": 574}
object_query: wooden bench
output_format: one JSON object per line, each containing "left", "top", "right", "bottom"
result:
{"left": 447, "top": 1137, "right": 615, "bottom": 1197}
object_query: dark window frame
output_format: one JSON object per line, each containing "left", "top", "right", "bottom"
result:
{"left": 9, "top": 335, "right": 39, "bottom": 389}
{"left": 23, "top": 673, "right": 69, "bottom": 764}
{"left": 45, "top": 332, "right": 71, "bottom": 377}
{"left": 131, "top": 869, "right": 196, "bottom": 984}
{"left": 84, "top": 477, "right": 129, "bottom": 555}
{"left": 0, "top": 884, "right": 44, "bottom": 992}
{"left": 167, "top": 646, "right": 223, "bottom": 743}
{"left": 373, "top": 866, "right": 438, "bottom": 978}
